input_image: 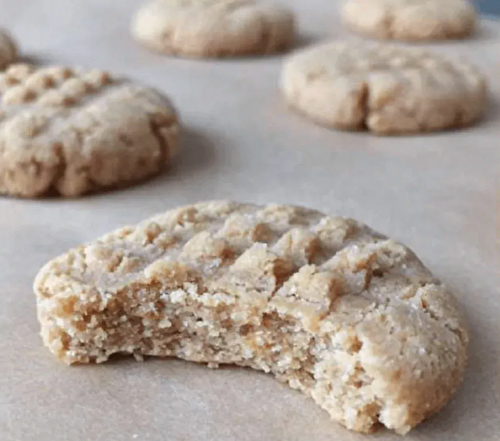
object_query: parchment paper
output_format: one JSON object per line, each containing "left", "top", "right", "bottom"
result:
{"left": 0, "top": 1, "right": 499, "bottom": 440}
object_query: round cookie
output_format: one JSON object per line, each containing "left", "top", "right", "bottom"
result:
{"left": 342, "top": 0, "right": 476, "bottom": 41}
{"left": 131, "top": 0, "right": 295, "bottom": 58}
{"left": 35, "top": 200, "right": 468, "bottom": 434}
{"left": 0, "top": 30, "right": 18, "bottom": 69}
{"left": 280, "top": 41, "right": 487, "bottom": 134}
{"left": 0, "top": 64, "right": 179, "bottom": 198}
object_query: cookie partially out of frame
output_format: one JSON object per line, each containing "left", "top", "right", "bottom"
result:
{"left": 280, "top": 41, "right": 487, "bottom": 134}
{"left": 0, "top": 64, "right": 179, "bottom": 198}
{"left": 131, "top": 0, "right": 295, "bottom": 58}
{"left": 342, "top": 0, "right": 476, "bottom": 41}
{"left": 35, "top": 201, "right": 468, "bottom": 434}
{"left": 0, "top": 30, "right": 18, "bottom": 69}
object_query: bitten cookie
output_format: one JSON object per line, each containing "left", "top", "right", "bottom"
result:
{"left": 0, "top": 64, "right": 179, "bottom": 198}
{"left": 342, "top": 0, "right": 476, "bottom": 41}
{"left": 131, "top": 0, "right": 295, "bottom": 58}
{"left": 0, "top": 30, "right": 18, "bottom": 69}
{"left": 280, "top": 41, "right": 487, "bottom": 134}
{"left": 35, "top": 200, "right": 468, "bottom": 434}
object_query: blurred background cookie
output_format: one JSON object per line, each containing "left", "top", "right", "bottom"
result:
{"left": 342, "top": 0, "right": 476, "bottom": 41}
{"left": 0, "top": 64, "right": 179, "bottom": 198}
{"left": 281, "top": 41, "right": 487, "bottom": 134}
{"left": 131, "top": 0, "right": 295, "bottom": 58}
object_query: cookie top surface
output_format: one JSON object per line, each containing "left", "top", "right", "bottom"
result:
{"left": 36, "top": 199, "right": 467, "bottom": 355}
{"left": 0, "top": 64, "right": 178, "bottom": 198}
{"left": 342, "top": 0, "right": 476, "bottom": 41}
{"left": 0, "top": 30, "right": 18, "bottom": 69}
{"left": 131, "top": 0, "right": 295, "bottom": 57}
{"left": 281, "top": 41, "right": 487, "bottom": 134}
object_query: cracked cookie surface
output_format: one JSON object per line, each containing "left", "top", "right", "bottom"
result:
{"left": 280, "top": 41, "right": 487, "bottom": 134}
{"left": 0, "top": 64, "right": 179, "bottom": 197}
{"left": 342, "top": 0, "right": 476, "bottom": 41}
{"left": 35, "top": 201, "right": 468, "bottom": 434}
{"left": 131, "top": 0, "right": 295, "bottom": 58}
